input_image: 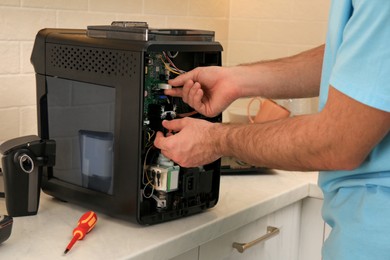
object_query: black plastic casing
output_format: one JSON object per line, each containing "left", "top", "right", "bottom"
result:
{"left": 31, "top": 28, "right": 223, "bottom": 224}
{"left": 0, "top": 215, "right": 13, "bottom": 244}
{"left": 0, "top": 136, "right": 55, "bottom": 217}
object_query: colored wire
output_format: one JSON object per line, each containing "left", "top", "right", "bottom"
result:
{"left": 163, "top": 52, "right": 185, "bottom": 73}
{"left": 167, "top": 51, "right": 179, "bottom": 59}
{"left": 145, "top": 130, "right": 155, "bottom": 148}
{"left": 161, "top": 52, "right": 186, "bottom": 75}
{"left": 160, "top": 58, "right": 181, "bottom": 75}
{"left": 177, "top": 111, "right": 198, "bottom": 118}
{"left": 142, "top": 145, "right": 156, "bottom": 198}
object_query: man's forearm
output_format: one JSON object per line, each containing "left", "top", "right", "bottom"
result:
{"left": 213, "top": 87, "right": 390, "bottom": 172}
{"left": 214, "top": 115, "right": 329, "bottom": 171}
{"left": 233, "top": 45, "right": 325, "bottom": 100}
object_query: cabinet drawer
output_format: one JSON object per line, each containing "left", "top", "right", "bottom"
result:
{"left": 170, "top": 248, "right": 199, "bottom": 260}
{"left": 199, "top": 202, "right": 301, "bottom": 260}
{"left": 298, "top": 197, "right": 325, "bottom": 260}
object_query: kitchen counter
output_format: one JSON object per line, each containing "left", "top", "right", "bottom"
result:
{"left": 0, "top": 170, "right": 320, "bottom": 260}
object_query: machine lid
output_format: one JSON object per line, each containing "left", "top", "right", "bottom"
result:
{"left": 87, "top": 21, "right": 215, "bottom": 42}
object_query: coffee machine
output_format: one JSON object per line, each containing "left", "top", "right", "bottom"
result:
{"left": 19, "top": 22, "right": 222, "bottom": 224}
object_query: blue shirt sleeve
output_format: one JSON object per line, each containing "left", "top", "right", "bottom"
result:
{"left": 329, "top": 0, "right": 390, "bottom": 112}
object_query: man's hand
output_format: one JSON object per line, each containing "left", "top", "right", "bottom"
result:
{"left": 153, "top": 118, "right": 222, "bottom": 167}
{"left": 166, "top": 66, "right": 241, "bottom": 117}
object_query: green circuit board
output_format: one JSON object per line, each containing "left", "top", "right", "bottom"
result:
{"left": 143, "top": 52, "right": 168, "bottom": 119}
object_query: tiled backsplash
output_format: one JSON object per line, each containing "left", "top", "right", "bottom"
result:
{"left": 225, "top": 0, "right": 330, "bottom": 120}
{"left": 0, "top": 0, "right": 330, "bottom": 142}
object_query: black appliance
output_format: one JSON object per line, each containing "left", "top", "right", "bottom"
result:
{"left": 30, "top": 22, "right": 222, "bottom": 224}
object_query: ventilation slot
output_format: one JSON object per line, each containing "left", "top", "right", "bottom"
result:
{"left": 47, "top": 44, "right": 137, "bottom": 78}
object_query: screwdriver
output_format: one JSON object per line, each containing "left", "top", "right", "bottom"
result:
{"left": 64, "top": 211, "right": 98, "bottom": 255}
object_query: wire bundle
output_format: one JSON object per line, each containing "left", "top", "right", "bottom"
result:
{"left": 161, "top": 51, "right": 186, "bottom": 75}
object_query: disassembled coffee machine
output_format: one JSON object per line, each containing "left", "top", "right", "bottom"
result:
{"left": 0, "top": 22, "right": 222, "bottom": 225}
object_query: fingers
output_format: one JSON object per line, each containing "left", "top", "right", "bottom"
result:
{"left": 187, "top": 82, "right": 206, "bottom": 113}
{"left": 168, "top": 74, "right": 186, "bottom": 87}
{"left": 164, "top": 87, "right": 182, "bottom": 97}
{"left": 164, "top": 79, "right": 199, "bottom": 102}
{"left": 181, "top": 80, "right": 196, "bottom": 104}
{"left": 153, "top": 131, "right": 166, "bottom": 150}
{"left": 154, "top": 133, "right": 176, "bottom": 166}
{"left": 153, "top": 119, "right": 187, "bottom": 161}
{"left": 166, "top": 68, "right": 200, "bottom": 99}
{"left": 168, "top": 68, "right": 199, "bottom": 87}
{"left": 165, "top": 67, "right": 207, "bottom": 114}
{"left": 180, "top": 81, "right": 205, "bottom": 112}
{"left": 154, "top": 119, "right": 187, "bottom": 151}
{"left": 161, "top": 118, "right": 187, "bottom": 132}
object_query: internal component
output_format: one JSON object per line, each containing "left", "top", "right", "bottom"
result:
{"left": 142, "top": 51, "right": 183, "bottom": 212}
{"left": 143, "top": 52, "right": 178, "bottom": 132}
{"left": 140, "top": 51, "right": 218, "bottom": 221}
{"left": 149, "top": 164, "right": 179, "bottom": 192}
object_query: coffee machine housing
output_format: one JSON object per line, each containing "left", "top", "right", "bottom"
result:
{"left": 31, "top": 23, "right": 222, "bottom": 224}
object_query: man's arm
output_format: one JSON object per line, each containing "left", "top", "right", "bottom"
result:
{"left": 166, "top": 45, "right": 325, "bottom": 117}
{"left": 156, "top": 45, "right": 390, "bottom": 171}
{"left": 233, "top": 44, "right": 325, "bottom": 99}
{"left": 214, "top": 87, "right": 390, "bottom": 171}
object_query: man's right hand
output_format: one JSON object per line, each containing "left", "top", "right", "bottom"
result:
{"left": 166, "top": 66, "right": 241, "bottom": 117}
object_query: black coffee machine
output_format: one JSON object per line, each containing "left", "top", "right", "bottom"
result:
{"left": 1, "top": 22, "right": 222, "bottom": 224}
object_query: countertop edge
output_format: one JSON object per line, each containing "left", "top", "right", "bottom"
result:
{"left": 130, "top": 172, "right": 321, "bottom": 260}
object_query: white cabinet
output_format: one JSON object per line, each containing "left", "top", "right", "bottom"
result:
{"left": 198, "top": 201, "right": 302, "bottom": 260}
{"left": 171, "top": 248, "right": 199, "bottom": 260}
{"left": 298, "top": 197, "right": 323, "bottom": 260}
{"left": 169, "top": 197, "right": 329, "bottom": 260}
{"left": 298, "top": 197, "right": 331, "bottom": 260}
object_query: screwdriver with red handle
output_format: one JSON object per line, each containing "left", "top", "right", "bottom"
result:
{"left": 64, "top": 211, "right": 98, "bottom": 255}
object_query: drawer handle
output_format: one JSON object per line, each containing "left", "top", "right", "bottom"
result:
{"left": 232, "top": 226, "right": 280, "bottom": 253}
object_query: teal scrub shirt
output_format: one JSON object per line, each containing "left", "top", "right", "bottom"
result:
{"left": 319, "top": 0, "right": 390, "bottom": 259}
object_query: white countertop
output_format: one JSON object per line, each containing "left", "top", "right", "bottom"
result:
{"left": 0, "top": 170, "right": 320, "bottom": 260}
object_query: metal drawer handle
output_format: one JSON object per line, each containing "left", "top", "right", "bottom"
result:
{"left": 232, "top": 226, "right": 280, "bottom": 253}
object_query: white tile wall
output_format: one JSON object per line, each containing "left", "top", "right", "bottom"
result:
{"left": 0, "top": 42, "right": 20, "bottom": 74}
{"left": 225, "top": 0, "right": 330, "bottom": 120}
{"left": 0, "top": 0, "right": 330, "bottom": 142}
{"left": 22, "top": 0, "right": 88, "bottom": 10}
